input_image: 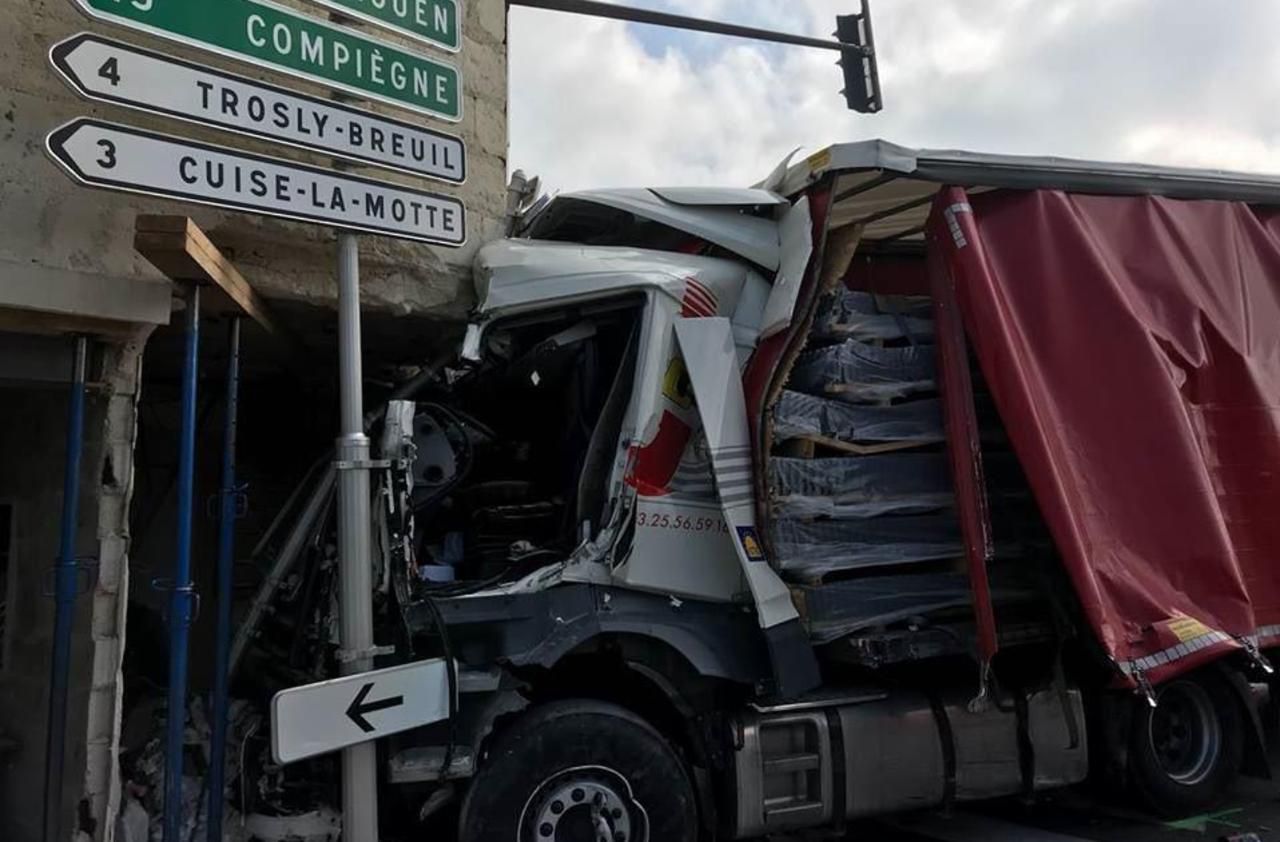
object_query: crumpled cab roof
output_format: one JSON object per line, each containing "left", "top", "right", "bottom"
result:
{"left": 522, "top": 187, "right": 785, "bottom": 271}
{"left": 473, "top": 238, "right": 759, "bottom": 317}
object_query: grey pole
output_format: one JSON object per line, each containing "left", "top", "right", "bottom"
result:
{"left": 335, "top": 232, "right": 379, "bottom": 839}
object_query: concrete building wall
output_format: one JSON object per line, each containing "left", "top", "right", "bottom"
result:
{"left": 0, "top": 367, "right": 102, "bottom": 841}
{"left": 1, "top": 0, "right": 509, "bottom": 322}
{"left": 81, "top": 334, "right": 149, "bottom": 842}
{"left": 0, "top": 331, "right": 150, "bottom": 842}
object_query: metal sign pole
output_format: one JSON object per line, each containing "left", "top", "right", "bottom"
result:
{"left": 334, "top": 232, "right": 379, "bottom": 840}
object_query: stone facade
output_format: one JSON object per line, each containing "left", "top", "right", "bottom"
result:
{"left": 1, "top": 0, "right": 508, "bottom": 321}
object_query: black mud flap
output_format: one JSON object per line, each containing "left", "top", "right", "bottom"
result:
{"left": 764, "top": 619, "right": 822, "bottom": 699}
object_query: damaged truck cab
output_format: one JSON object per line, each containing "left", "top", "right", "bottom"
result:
{"left": 257, "top": 143, "right": 1280, "bottom": 841}
{"left": 398, "top": 177, "right": 1093, "bottom": 841}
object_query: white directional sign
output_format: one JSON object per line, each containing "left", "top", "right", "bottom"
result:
{"left": 46, "top": 119, "right": 466, "bottom": 245}
{"left": 50, "top": 33, "right": 466, "bottom": 184}
{"left": 271, "top": 659, "right": 452, "bottom": 764}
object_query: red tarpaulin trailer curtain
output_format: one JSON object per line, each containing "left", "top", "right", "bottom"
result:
{"left": 928, "top": 186, "right": 1280, "bottom": 684}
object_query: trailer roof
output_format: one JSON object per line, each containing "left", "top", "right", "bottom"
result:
{"left": 781, "top": 140, "right": 1280, "bottom": 246}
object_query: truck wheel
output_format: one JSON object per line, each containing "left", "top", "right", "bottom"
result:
{"left": 459, "top": 699, "right": 697, "bottom": 842}
{"left": 1129, "top": 672, "right": 1242, "bottom": 815}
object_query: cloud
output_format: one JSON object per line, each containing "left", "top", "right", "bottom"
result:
{"left": 1122, "top": 125, "right": 1280, "bottom": 174}
{"left": 509, "top": 1, "right": 1280, "bottom": 193}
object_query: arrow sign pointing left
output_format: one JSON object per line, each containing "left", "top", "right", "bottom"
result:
{"left": 272, "top": 659, "right": 451, "bottom": 764}
{"left": 345, "top": 682, "right": 404, "bottom": 733}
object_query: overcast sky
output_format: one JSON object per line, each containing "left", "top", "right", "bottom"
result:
{"left": 507, "top": 0, "right": 1280, "bottom": 193}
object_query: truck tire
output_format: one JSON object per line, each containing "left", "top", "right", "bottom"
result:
{"left": 1129, "top": 672, "right": 1243, "bottom": 815}
{"left": 458, "top": 699, "right": 697, "bottom": 842}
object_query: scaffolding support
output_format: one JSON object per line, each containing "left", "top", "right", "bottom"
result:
{"left": 207, "top": 317, "right": 241, "bottom": 842}
{"left": 41, "top": 335, "right": 88, "bottom": 842}
{"left": 163, "top": 284, "right": 201, "bottom": 842}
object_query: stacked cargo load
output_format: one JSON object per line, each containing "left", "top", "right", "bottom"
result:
{"left": 769, "top": 290, "right": 960, "bottom": 582}
{"left": 767, "top": 288, "right": 1050, "bottom": 654}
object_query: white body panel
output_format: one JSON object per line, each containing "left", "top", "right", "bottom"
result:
{"left": 615, "top": 496, "right": 746, "bottom": 599}
{"left": 673, "top": 318, "right": 799, "bottom": 629}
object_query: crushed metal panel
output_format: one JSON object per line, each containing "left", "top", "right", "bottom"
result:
{"left": 472, "top": 238, "right": 753, "bottom": 316}
{"left": 673, "top": 317, "right": 798, "bottom": 629}
{"left": 775, "top": 140, "right": 921, "bottom": 197}
{"left": 557, "top": 188, "right": 782, "bottom": 271}
{"left": 648, "top": 186, "right": 787, "bottom": 207}
{"left": 759, "top": 196, "right": 814, "bottom": 339}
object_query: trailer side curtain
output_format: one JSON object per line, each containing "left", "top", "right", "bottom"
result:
{"left": 928, "top": 186, "right": 1280, "bottom": 684}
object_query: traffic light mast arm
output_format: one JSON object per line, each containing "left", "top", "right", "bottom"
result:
{"left": 506, "top": 0, "right": 882, "bottom": 113}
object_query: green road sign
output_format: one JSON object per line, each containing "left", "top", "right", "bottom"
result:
{"left": 303, "top": 0, "right": 460, "bottom": 52}
{"left": 70, "top": 0, "right": 461, "bottom": 121}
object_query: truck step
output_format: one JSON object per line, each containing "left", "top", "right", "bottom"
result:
{"left": 764, "top": 751, "right": 823, "bottom": 775}
{"left": 762, "top": 797, "right": 826, "bottom": 820}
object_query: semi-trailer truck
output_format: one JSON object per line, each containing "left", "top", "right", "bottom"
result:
{"left": 239, "top": 141, "right": 1280, "bottom": 840}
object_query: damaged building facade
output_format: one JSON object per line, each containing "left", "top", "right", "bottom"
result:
{"left": 0, "top": 0, "right": 508, "bottom": 838}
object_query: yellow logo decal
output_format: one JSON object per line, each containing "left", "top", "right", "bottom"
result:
{"left": 737, "top": 527, "right": 766, "bottom": 562}
{"left": 662, "top": 358, "right": 693, "bottom": 409}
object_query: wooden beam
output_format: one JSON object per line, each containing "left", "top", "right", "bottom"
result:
{"left": 133, "top": 215, "right": 287, "bottom": 340}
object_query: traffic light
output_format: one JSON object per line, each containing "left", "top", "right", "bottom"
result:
{"left": 837, "top": 1, "right": 882, "bottom": 114}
